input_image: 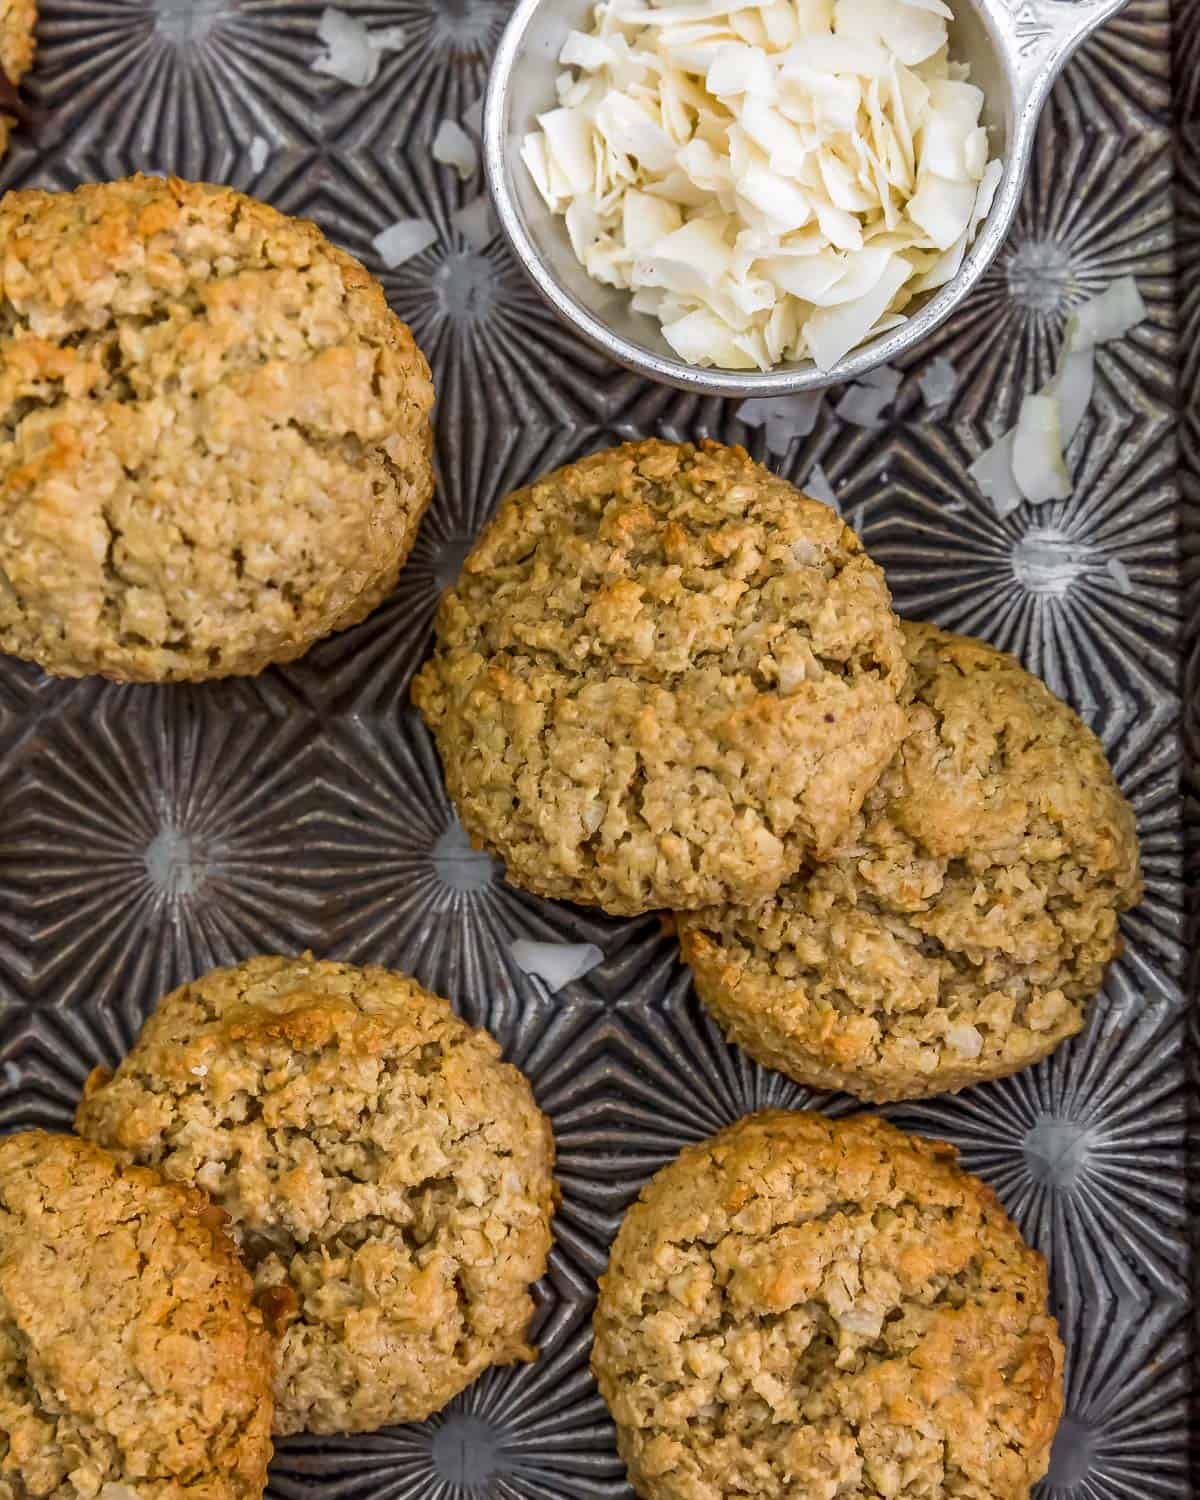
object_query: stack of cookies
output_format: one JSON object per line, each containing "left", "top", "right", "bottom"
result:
{"left": 414, "top": 435, "right": 1143, "bottom": 1499}
{"left": 416, "top": 437, "right": 1142, "bottom": 1104}
{"left": 0, "top": 957, "right": 556, "bottom": 1500}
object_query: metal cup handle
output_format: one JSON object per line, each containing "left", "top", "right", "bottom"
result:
{"left": 1001, "top": 0, "right": 1131, "bottom": 104}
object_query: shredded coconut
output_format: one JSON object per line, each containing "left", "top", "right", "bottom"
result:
{"left": 433, "top": 119, "right": 478, "bottom": 180}
{"left": 509, "top": 940, "right": 605, "bottom": 992}
{"left": 521, "top": 0, "right": 1003, "bottom": 369}
{"left": 311, "top": 7, "right": 406, "bottom": 88}
{"left": 970, "top": 277, "right": 1146, "bottom": 515}
{"left": 372, "top": 217, "right": 438, "bottom": 268}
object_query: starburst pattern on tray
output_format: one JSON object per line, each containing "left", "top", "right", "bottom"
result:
{"left": 890, "top": 105, "right": 1174, "bottom": 430}
{"left": 888, "top": 1007, "right": 1189, "bottom": 1306}
{"left": 1041, "top": 1299, "right": 1190, "bottom": 1500}
{"left": 2, "top": 694, "right": 327, "bottom": 1028}
{"left": 0, "top": 2, "right": 1189, "bottom": 1497}
{"left": 314, "top": 711, "right": 679, "bottom": 1027}
{"left": 20, "top": 1, "right": 328, "bottom": 170}
{"left": 1053, "top": 0, "right": 1172, "bottom": 132}
{"left": 318, "top": 0, "right": 510, "bottom": 147}
{"left": 540, "top": 974, "right": 856, "bottom": 1279}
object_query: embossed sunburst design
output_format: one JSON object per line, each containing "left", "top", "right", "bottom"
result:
{"left": 0, "top": 4, "right": 1190, "bottom": 1499}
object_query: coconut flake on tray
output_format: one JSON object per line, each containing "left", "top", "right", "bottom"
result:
{"left": 970, "top": 277, "right": 1147, "bottom": 516}
{"left": 509, "top": 940, "right": 605, "bottom": 993}
{"left": 433, "top": 119, "right": 478, "bottom": 180}
{"left": 452, "top": 193, "right": 498, "bottom": 251}
{"left": 372, "top": 218, "right": 438, "bottom": 269}
{"left": 311, "top": 7, "right": 406, "bottom": 88}
{"left": 520, "top": 0, "right": 1004, "bottom": 370}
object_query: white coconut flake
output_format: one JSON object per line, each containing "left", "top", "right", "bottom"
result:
{"left": 432, "top": 119, "right": 478, "bottom": 180}
{"left": 462, "top": 95, "right": 484, "bottom": 136}
{"left": 804, "top": 255, "right": 911, "bottom": 369}
{"left": 509, "top": 940, "right": 604, "bottom": 993}
{"left": 738, "top": 392, "right": 824, "bottom": 452}
{"left": 452, "top": 194, "right": 497, "bottom": 251}
{"left": 372, "top": 217, "right": 438, "bottom": 268}
{"left": 249, "top": 135, "right": 269, "bottom": 174}
{"left": 805, "top": 461, "right": 839, "bottom": 508}
{"left": 519, "top": 0, "right": 1003, "bottom": 369}
{"left": 312, "top": 7, "right": 406, "bottom": 88}
{"left": 1066, "top": 275, "right": 1147, "bottom": 352}
{"left": 1012, "top": 393, "right": 1070, "bottom": 504}
{"left": 918, "top": 353, "right": 958, "bottom": 408}
{"left": 946, "top": 1022, "right": 983, "bottom": 1058}
{"left": 1046, "top": 346, "right": 1094, "bottom": 445}
{"left": 835, "top": 381, "right": 893, "bottom": 427}
{"left": 967, "top": 270, "right": 1146, "bottom": 513}
{"left": 1104, "top": 557, "right": 1134, "bottom": 595}
{"left": 969, "top": 431, "right": 1022, "bottom": 518}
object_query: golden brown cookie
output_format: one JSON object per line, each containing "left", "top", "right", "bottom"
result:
{"left": 0, "top": 0, "right": 36, "bottom": 159}
{"left": 0, "top": 1131, "right": 274, "bottom": 1500}
{"left": 413, "top": 439, "right": 908, "bottom": 916}
{"left": 593, "top": 1111, "right": 1063, "bottom": 1500}
{"left": 0, "top": 174, "right": 435, "bottom": 681}
{"left": 678, "top": 620, "right": 1142, "bottom": 1102}
{"left": 76, "top": 955, "right": 557, "bottom": 1437}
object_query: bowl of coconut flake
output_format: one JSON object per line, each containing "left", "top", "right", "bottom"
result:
{"left": 484, "top": 0, "right": 1130, "bottom": 394}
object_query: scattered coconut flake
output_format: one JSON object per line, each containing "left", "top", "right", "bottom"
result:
{"left": 520, "top": 0, "right": 1004, "bottom": 369}
{"left": 835, "top": 381, "right": 892, "bottom": 427}
{"left": 919, "top": 354, "right": 959, "bottom": 408}
{"left": 1012, "top": 393, "right": 1070, "bottom": 504}
{"left": 737, "top": 391, "right": 823, "bottom": 448}
{"left": 249, "top": 135, "right": 270, "bottom": 174}
{"left": 372, "top": 217, "right": 438, "bottom": 268}
{"left": 969, "top": 431, "right": 1022, "bottom": 519}
{"left": 462, "top": 94, "right": 484, "bottom": 136}
{"left": 804, "top": 461, "right": 839, "bottom": 509}
{"left": 432, "top": 119, "right": 478, "bottom": 180}
{"left": 370, "top": 24, "right": 408, "bottom": 51}
{"left": 1066, "top": 275, "right": 1147, "bottom": 353}
{"left": 312, "top": 7, "right": 406, "bottom": 88}
{"left": 509, "top": 940, "right": 604, "bottom": 993}
{"left": 1045, "top": 346, "right": 1094, "bottom": 446}
{"left": 1104, "top": 557, "right": 1133, "bottom": 595}
{"left": 452, "top": 193, "right": 497, "bottom": 251}
{"left": 968, "top": 272, "right": 1147, "bottom": 515}
{"left": 859, "top": 364, "right": 903, "bottom": 398}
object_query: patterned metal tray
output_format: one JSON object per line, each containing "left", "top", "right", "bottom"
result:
{"left": 0, "top": 2, "right": 1195, "bottom": 1497}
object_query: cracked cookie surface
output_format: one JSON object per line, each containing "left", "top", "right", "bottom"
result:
{"left": 76, "top": 955, "right": 557, "bottom": 1436}
{"left": 678, "top": 621, "right": 1142, "bottom": 1101}
{"left": 0, "top": 1130, "right": 273, "bottom": 1500}
{"left": 413, "top": 439, "right": 907, "bottom": 916}
{"left": 0, "top": 0, "right": 35, "bottom": 159}
{"left": 592, "top": 1111, "right": 1063, "bottom": 1500}
{"left": 0, "top": 174, "right": 434, "bottom": 681}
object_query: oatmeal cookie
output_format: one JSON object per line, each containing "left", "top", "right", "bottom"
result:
{"left": 0, "top": 174, "right": 434, "bottom": 681}
{"left": 413, "top": 439, "right": 907, "bottom": 915}
{"left": 592, "top": 1111, "right": 1063, "bottom": 1500}
{"left": 678, "top": 621, "right": 1142, "bottom": 1101}
{"left": 76, "top": 955, "right": 557, "bottom": 1437}
{"left": 0, "top": 1131, "right": 273, "bottom": 1500}
{"left": 0, "top": 0, "right": 35, "bottom": 160}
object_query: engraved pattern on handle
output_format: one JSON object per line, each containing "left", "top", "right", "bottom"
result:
{"left": 1000, "top": 0, "right": 1132, "bottom": 102}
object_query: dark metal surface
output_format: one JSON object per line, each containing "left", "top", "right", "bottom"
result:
{"left": 0, "top": 3, "right": 1192, "bottom": 1496}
